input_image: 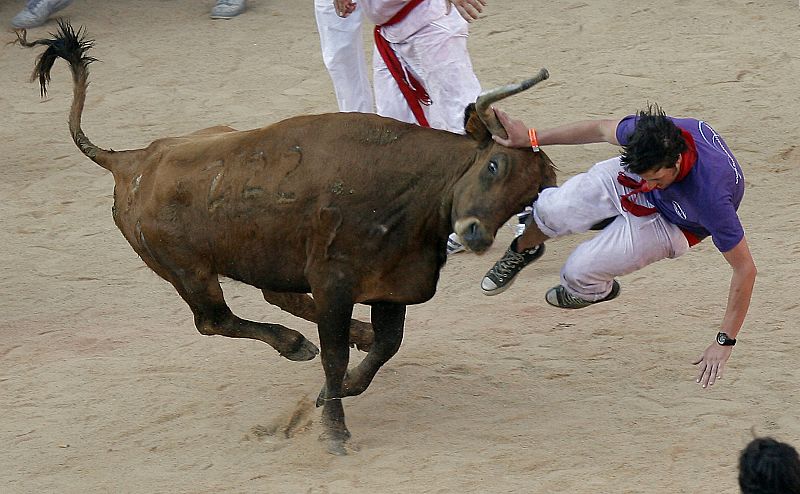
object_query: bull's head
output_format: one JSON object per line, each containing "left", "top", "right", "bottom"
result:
{"left": 452, "top": 69, "right": 557, "bottom": 253}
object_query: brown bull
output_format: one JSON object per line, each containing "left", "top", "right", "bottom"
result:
{"left": 19, "top": 22, "right": 556, "bottom": 455}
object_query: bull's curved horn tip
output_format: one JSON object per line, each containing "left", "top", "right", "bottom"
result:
{"left": 518, "top": 69, "right": 550, "bottom": 91}
{"left": 530, "top": 68, "right": 549, "bottom": 83}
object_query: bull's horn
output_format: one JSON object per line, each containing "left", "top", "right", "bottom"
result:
{"left": 475, "top": 68, "right": 550, "bottom": 139}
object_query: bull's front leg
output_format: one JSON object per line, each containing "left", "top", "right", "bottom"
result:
{"left": 314, "top": 291, "right": 355, "bottom": 456}
{"left": 338, "top": 302, "right": 406, "bottom": 399}
{"left": 314, "top": 302, "right": 405, "bottom": 406}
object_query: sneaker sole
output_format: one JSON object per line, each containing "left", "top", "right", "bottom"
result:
{"left": 12, "top": 0, "right": 74, "bottom": 28}
{"left": 545, "top": 280, "right": 621, "bottom": 309}
{"left": 480, "top": 276, "right": 517, "bottom": 296}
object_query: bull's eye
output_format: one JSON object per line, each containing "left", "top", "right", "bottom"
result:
{"left": 487, "top": 161, "right": 499, "bottom": 175}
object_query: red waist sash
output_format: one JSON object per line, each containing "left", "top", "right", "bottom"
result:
{"left": 373, "top": 0, "right": 431, "bottom": 127}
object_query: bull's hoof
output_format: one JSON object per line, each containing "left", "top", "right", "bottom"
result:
{"left": 319, "top": 430, "right": 352, "bottom": 455}
{"left": 280, "top": 339, "right": 319, "bottom": 361}
{"left": 326, "top": 439, "right": 348, "bottom": 456}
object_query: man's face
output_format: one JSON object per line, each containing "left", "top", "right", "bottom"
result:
{"left": 638, "top": 156, "right": 682, "bottom": 190}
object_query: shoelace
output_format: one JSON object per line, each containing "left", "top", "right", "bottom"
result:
{"left": 490, "top": 251, "right": 526, "bottom": 280}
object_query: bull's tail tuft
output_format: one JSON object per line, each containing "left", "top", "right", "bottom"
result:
{"left": 16, "top": 19, "right": 112, "bottom": 168}
{"left": 18, "top": 20, "right": 97, "bottom": 97}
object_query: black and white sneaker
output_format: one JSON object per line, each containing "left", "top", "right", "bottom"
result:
{"left": 545, "top": 280, "right": 621, "bottom": 309}
{"left": 480, "top": 239, "right": 545, "bottom": 295}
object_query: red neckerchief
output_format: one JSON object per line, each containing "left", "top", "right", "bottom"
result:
{"left": 373, "top": 0, "right": 431, "bottom": 127}
{"left": 617, "top": 129, "right": 701, "bottom": 245}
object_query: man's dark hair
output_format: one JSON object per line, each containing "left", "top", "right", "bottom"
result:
{"left": 619, "top": 104, "right": 687, "bottom": 175}
{"left": 739, "top": 436, "right": 800, "bottom": 494}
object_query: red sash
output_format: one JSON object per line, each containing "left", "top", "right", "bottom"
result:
{"left": 373, "top": 0, "right": 431, "bottom": 127}
{"left": 617, "top": 129, "right": 701, "bottom": 246}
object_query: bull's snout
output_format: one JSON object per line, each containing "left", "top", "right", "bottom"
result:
{"left": 454, "top": 218, "right": 494, "bottom": 253}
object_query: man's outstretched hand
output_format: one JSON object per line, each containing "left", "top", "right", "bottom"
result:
{"left": 692, "top": 342, "right": 734, "bottom": 388}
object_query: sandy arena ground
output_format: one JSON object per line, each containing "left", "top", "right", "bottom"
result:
{"left": 1, "top": 1, "right": 799, "bottom": 492}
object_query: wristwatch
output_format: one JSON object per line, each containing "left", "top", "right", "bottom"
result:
{"left": 716, "top": 332, "right": 737, "bottom": 346}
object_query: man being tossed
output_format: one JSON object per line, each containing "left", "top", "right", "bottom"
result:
{"left": 480, "top": 105, "right": 756, "bottom": 389}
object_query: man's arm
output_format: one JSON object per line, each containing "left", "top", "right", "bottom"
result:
{"left": 692, "top": 236, "right": 757, "bottom": 388}
{"left": 492, "top": 108, "right": 620, "bottom": 148}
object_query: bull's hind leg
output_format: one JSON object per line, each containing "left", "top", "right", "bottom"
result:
{"left": 261, "top": 290, "right": 374, "bottom": 351}
{"left": 141, "top": 255, "right": 319, "bottom": 361}
{"left": 316, "top": 302, "right": 405, "bottom": 405}
{"left": 186, "top": 278, "right": 318, "bottom": 361}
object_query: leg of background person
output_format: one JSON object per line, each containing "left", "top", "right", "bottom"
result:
{"left": 392, "top": 9, "right": 481, "bottom": 134}
{"left": 372, "top": 44, "right": 417, "bottom": 125}
{"left": 314, "top": 0, "right": 374, "bottom": 113}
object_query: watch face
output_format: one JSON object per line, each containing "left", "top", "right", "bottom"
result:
{"left": 717, "top": 332, "right": 735, "bottom": 345}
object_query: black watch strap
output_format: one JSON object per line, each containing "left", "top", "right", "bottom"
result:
{"left": 716, "top": 332, "right": 737, "bottom": 346}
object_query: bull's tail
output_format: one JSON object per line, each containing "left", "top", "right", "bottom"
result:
{"left": 16, "top": 20, "right": 114, "bottom": 170}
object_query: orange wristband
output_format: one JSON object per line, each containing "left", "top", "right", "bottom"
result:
{"left": 528, "top": 128, "right": 540, "bottom": 151}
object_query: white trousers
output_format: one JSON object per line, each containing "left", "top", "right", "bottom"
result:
{"left": 372, "top": 8, "right": 481, "bottom": 134}
{"left": 314, "top": 0, "right": 374, "bottom": 113}
{"left": 533, "top": 157, "right": 691, "bottom": 301}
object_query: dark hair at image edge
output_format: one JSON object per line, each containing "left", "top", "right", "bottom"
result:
{"left": 739, "top": 436, "right": 800, "bottom": 494}
{"left": 620, "top": 103, "right": 687, "bottom": 175}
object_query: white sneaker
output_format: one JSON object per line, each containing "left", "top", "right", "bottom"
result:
{"left": 11, "top": 0, "right": 73, "bottom": 29}
{"left": 211, "top": 0, "right": 246, "bottom": 19}
{"left": 447, "top": 233, "right": 466, "bottom": 255}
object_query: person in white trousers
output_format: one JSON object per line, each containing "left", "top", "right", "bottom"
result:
{"left": 330, "top": 0, "right": 485, "bottom": 133}
{"left": 315, "top": 0, "right": 374, "bottom": 113}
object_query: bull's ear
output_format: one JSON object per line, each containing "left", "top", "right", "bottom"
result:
{"left": 463, "top": 103, "right": 492, "bottom": 143}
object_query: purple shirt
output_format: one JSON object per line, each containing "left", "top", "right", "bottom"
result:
{"left": 616, "top": 116, "right": 745, "bottom": 252}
